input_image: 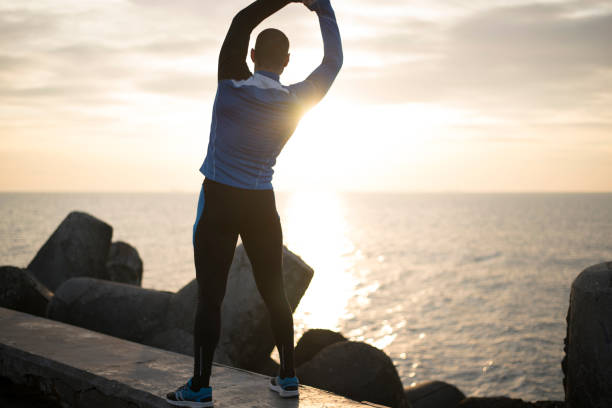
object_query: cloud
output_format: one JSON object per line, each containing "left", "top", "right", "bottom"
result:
{"left": 0, "top": 9, "right": 57, "bottom": 46}
{"left": 331, "top": 0, "right": 612, "bottom": 126}
{"left": 139, "top": 72, "right": 215, "bottom": 99}
{"left": 1, "top": 0, "right": 611, "bottom": 128}
{"left": 0, "top": 55, "right": 34, "bottom": 71}
{"left": 450, "top": 4, "right": 612, "bottom": 71}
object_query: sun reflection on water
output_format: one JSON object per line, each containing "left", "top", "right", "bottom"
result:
{"left": 281, "top": 191, "right": 358, "bottom": 337}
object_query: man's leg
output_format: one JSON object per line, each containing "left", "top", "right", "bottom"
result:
{"left": 240, "top": 191, "right": 295, "bottom": 379}
{"left": 192, "top": 181, "right": 239, "bottom": 390}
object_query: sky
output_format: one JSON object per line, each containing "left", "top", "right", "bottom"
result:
{"left": 1, "top": 0, "right": 611, "bottom": 192}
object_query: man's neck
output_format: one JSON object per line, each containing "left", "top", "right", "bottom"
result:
{"left": 255, "top": 70, "right": 280, "bottom": 82}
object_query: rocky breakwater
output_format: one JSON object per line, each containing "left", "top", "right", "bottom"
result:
{"left": 4, "top": 210, "right": 610, "bottom": 408}
{"left": 1, "top": 210, "right": 414, "bottom": 406}
{"left": 1, "top": 211, "right": 143, "bottom": 318}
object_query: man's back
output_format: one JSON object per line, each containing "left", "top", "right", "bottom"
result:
{"left": 202, "top": 72, "right": 301, "bottom": 189}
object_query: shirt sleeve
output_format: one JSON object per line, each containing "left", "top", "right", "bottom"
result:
{"left": 288, "top": 0, "right": 343, "bottom": 109}
{"left": 218, "top": 0, "right": 293, "bottom": 82}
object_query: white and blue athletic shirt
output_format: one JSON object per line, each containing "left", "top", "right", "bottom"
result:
{"left": 200, "top": 0, "right": 343, "bottom": 190}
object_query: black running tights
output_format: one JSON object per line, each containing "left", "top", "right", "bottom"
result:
{"left": 192, "top": 178, "right": 295, "bottom": 389}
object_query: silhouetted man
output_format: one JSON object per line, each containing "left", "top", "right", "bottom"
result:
{"left": 166, "top": 0, "right": 342, "bottom": 405}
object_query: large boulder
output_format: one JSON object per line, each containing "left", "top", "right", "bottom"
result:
{"left": 47, "top": 277, "right": 173, "bottom": 343}
{"left": 404, "top": 381, "right": 465, "bottom": 408}
{"left": 0, "top": 266, "right": 53, "bottom": 317}
{"left": 105, "top": 241, "right": 143, "bottom": 286}
{"left": 563, "top": 261, "right": 612, "bottom": 408}
{"left": 295, "top": 329, "right": 347, "bottom": 367}
{"left": 297, "top": 341, "right": 409, "bottom": 408}
{"left": 168, "top": 278, "right": 198, "bottom": 334}
{"left": 169, "top": 244, "right": 314, "bottom": 371}
{"left": 28, "top": 212, "right": 113, "bottom": 291}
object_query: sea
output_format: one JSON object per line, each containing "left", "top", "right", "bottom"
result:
{"left": 1, "top": 192, "right": 611, "bottom": 401}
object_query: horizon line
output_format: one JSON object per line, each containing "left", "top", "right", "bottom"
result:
{"left": 1, "top": 189, "right": 612, "bottom": 195}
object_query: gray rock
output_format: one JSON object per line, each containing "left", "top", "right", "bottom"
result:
{"left": 458, "top": 397, "right": 530, "bottom": 407}
{"left": 297, "top": 341, "right": 409, "bottom": 408}
{"left": 105, "top": 241, "right": 143, "bottom": 286}
{"left": 251, "top": 357, "right": 280, "bottom": 377}
{"left": 458, "top": 398, "right": 565, "bottom": 407}
{"left": 143, "top": 328, "right": 193, "bottom": 356}
{"left": 405, "top": 381, "right": 465, "bottom": 408}
{"left": 28, "top": 212, "right": 113, "bottom": 291}
{"left": 47, "top": 277, "right": 173, "bottom": 343}
{"left": 0, "top": 266, "right": 53, "bottom": 317}
{"left": 169, "top": 244, "right": 314, "bottom": 371}
{"left": 168, "top": 278, "right": 198, "bottom": 335}
{"left": 563, "top": 261, "right": 612, "bottom": 408}
{"left": 295, "top": 328, "right": 347, "bottom": 367}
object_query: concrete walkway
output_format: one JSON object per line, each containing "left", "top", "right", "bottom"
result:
{"left": 0, "top": 307, "right": 381, "bottom": 408}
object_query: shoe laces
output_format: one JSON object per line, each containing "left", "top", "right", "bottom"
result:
{"left": 176, "top": 382, "right": 191, "bottom": 394}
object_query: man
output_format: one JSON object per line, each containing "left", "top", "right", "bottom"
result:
{"left": 166, "top": 0, "right": 342, "bottom": 405}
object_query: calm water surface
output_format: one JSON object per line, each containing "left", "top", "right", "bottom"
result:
{"left": 1, "top": 192, "right": 611, "bottom": 401}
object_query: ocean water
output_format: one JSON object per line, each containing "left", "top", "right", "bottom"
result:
{"left": 1, "top": 192, "right": 611, "bottom": 401}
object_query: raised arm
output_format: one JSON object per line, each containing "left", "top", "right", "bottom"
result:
{"left": 290, "top": 0, "right": 343, "bottom": 106}
{"left": 218, "top": 0, "right": 293, "bottom": 81}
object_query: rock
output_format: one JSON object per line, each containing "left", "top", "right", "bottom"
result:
{"left": 252, "top": 357, "right": 280, "bottom": 377}
{"left": 169, "top": 244, "right": 314, "bottom": 370}
{"left": 0, "top": 266, "right": 53, "bottom": 317}
{"left": 458, "top": 397, "right": 530, "bottom": 407}
{"left": 297, "top": 341, "right": 409, "bottom": 408}
{"left": 295, "top": 329, "right": 347, "bottom": 367}
{"left": 405, "top": 381, "right": 465, "bottom": 408}
{"left": 105, "top": 241, "right": 143, "bottom": 286}
{"left": 143, "top": 328, "right": 193, "bottom": 356}
{"left": 563, "top": 261, "right": 612, "bottom": 408}
{"left": 27, "top": 212, "right": 113, "bottom": 291}
{"left": 47, "top": 277, "right": 173, "bottom": 343}
{"left": 168, "top": 278, "right": 198, "bottom": 334}
{"left": 459, "top": 398, "right": 565, "bottom": 407}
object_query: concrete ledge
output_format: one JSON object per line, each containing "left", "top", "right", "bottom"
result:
{"left": 0, "top": 307, "right": 378, "bottom": 408}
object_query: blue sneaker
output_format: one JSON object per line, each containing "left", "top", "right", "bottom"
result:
{"left": 269, "top": 376, "right": 299, "bottom": 398}
{"left": 166, "top": 378, "right": 213, "bottom": 407}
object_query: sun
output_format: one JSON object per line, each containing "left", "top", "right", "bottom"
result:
{"left": 274, "top": 100, "right": 465, "bottom": 191}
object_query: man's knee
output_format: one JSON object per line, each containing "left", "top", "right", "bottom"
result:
{"left": 197, "top": 288, "right": 225, "bottom": 312}
{"left": 261, "top": 290, "right": 291, "bottom": 314}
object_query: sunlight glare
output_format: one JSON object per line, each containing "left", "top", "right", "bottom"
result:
{"left": 275, "top": 100, "right": 483, "bottom": 191}
{"left": 282, "top": 191, "right": 358, "bottom": 337}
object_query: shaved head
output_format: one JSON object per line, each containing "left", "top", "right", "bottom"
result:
{"left": 254, "top": 28, "right": 290, "bottom": 70}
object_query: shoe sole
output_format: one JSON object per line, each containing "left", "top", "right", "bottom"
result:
{"left": 269, "top": 383, "right": 299, "bottom": 398}
{"left": 165, "top": 397, "right": 214, "bottom": 407}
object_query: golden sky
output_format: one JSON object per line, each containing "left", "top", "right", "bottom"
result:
{"left": 1, "top": 0, "right": 611, "bottom": 192}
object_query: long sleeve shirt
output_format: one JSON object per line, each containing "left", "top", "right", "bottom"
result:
{"left": 200, "top": 0, "right": 343, "bottom": 190}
